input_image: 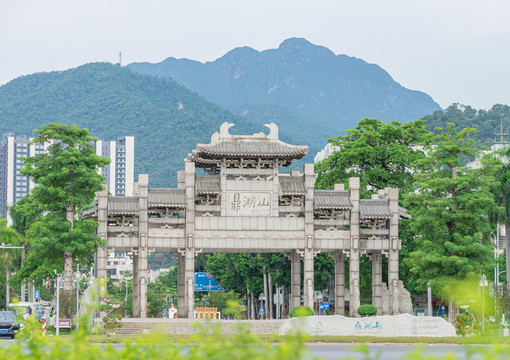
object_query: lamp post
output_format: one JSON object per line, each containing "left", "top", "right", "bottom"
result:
{"left": 75, "top": 264, "right": 81, "bottom": 332}
{"left": 480, "top": 274, "right": 488, "bottom": 333}
{"left": 56, "top": 273, "right": 61, "bottom": 335}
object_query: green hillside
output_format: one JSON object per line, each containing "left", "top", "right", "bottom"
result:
{"left": 423, "top": 103, "right": 510, "bottom": 146}
{"left": 0, "top": 62, "right": 265, "bottom": 187}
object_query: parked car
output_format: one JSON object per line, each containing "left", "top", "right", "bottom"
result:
{"left": 0, "top": 311, "right": 20, "bottom": 339}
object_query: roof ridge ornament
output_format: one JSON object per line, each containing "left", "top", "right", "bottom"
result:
{"left": 211, "top": 122, "right": 280, "bottom": 143}
{"left": 264, "top": 123, "right": 278, "bottom": 140}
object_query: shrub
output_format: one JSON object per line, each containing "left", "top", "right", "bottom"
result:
{"left": 455, "top": 312, "right": 476, "bottom": 336}
{"left": 357, "top": 304, "right": 377, "bottom": 316}
{"left": 289, "top": 306, "right": 314, "bottom": 318}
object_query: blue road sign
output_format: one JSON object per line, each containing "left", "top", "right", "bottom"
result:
{"left": 35, "top": 290, "right": 40, "bottom": 299}
{"left": 319, "top": 304, "right": 330, "bottom": 312}
{"left": 194, "top": 272, "right": 225, "bottom": 292}
{"left": 259, "top": 306, "right": 265, "bottom": 316}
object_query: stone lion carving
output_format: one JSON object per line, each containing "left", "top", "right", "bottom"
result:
{"left": 381, "top": 282, "right": 389, "bottom": 315}
{"left": 398, "top": 280, "right": 413, "bottom": 314}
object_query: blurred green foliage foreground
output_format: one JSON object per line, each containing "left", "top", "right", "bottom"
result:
{"left": 2, "top": 317, "right": 510, "bottom": 359}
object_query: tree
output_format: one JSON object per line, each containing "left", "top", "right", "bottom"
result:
{"left": 405, "top": 124, "right": 497, "bottom": 315}
{"left": 202, "top": 291, "right": 243, "bottom": 313}
{"left": 314, "top": 118, "right": 432, "bottom": 299}
{"left": 490, "top": 147, "right": 510, "bottom": 295}
{"left": 21, "top": 123, "right": 110, "bottom": 290}
{"left": 148, "top": 267, "right": 177, "bottom": 297}
{"left": 315, "top": 118, "right": 431, "bottom": 196}
{"left": 8, "top": 194, "right": 41, "bottom": 294}
{"left": 0, "top": 217, "right": 21, "bottom": 309}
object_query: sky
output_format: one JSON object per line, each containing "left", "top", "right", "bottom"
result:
{"left": 1, "top": 0, "right": 509, "bottom": 110}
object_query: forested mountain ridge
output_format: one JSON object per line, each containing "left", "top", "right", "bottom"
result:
{"left": 423, "top": 103, "right": 510, "bottom": 147}
{"left": 128, "top": 37, "right": 441, "bottom": 152}
{"left": 0, "top": 62, "right": 265, "bottom": 187}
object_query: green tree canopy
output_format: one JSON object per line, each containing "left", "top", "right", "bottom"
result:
{"left": 20, "top": 123, "right": 110, "bottom": 289}
{"left": 315, "top": 118, "right": 431, "bottom": 196}
{"left": 404, "top": 124, "right": 498, "bottom": 297}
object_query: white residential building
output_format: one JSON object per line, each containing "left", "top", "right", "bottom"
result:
{"left": 95, "top": 136, "right": 135, "bottom": 196}
{"left": 0, "top": 133, "right": 45, "bottom": 223}
{"left": 0, "top": 133, "right": 135, "bottom": 223}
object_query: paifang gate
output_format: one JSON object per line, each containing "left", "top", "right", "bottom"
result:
{"left": 83, "top": 123, "right": 412, "bottom": 319}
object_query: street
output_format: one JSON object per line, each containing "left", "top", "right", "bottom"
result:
{"left": 1, "top": 338, "right": 497, "bottom": 360}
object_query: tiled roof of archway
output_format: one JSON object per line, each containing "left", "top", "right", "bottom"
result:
{"left": 314, "top": 190, "right": 352, "bottom": 209}
{"left": 195, "top": 175, "right": 221, "bottom": 194}
{"left": 148, "top": 189, "right": 186, "bottom": 207}
{"left": 279, "top": 176, "right": 306, "bottom": 195}
{"left": 360, "top": 199, "right": 392, "bottom": 219}
{"left": 189, "top": 138, "right": 309, "bottom": 160}
{"left": 108, "top": 197, "right": 139, "bottom": 215}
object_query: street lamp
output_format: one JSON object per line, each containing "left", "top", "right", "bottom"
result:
{"left": 480, "top": 274, "right": 489, "bottom": 333}
{"left": 54, "top": 270, "right": 62, "bottom": 336}
{"left": 0, "top": 243, "right": 24, "bottom": 309}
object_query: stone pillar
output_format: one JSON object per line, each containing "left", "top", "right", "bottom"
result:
{"left": 132, "top": 254, "right": 140, "bottom": 317}
{"left": 184, "top": 161, "right": 196, "bottom": 318}
{"left": 388, "top": 188, "right": 400, "bottom": 315}
{"left": 220, "top": 162, "right": 227, "bottom": 217}
{"left": 177, "top": 253, "right": 186, "bottom": 317}
{"left": 28, "top": 281, "right": 34, "bottom": 303}
{"left": 349, "top": 177, "right": 360, "bottom": 317}
{"left": 303, "top": 247, "right": 314, "bottom": 310}
{"left": 303, "top": 163, "right": 315, "bottom": 312}
{"left": 96, "top": 246, "right": 108, "bottom": 294}
{"left": 138, "top": 245, "right": 148, "bottom": 318}
{"left": 137, "top": 174, "right": 149, "bottom": 318}
{"left": 335, "top": 251, "right": 345, "bottom": 315}
{"left": 96, "top": 186, "right": 108, "bottom": 294}
{"left": 372, "top": 252, "right": 383, "bottom": 314}
{"left": 290, "top": 250, "right": 301, "bottom": 310}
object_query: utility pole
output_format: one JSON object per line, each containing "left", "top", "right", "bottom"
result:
{"left": 495, "top": 119, "right": 509, "bottom": 144}
{"left": 119, "top": 52, "right": 122, "bottom": 66}
{"left": 5, "top": 251, "right": 8, "bottom": 309}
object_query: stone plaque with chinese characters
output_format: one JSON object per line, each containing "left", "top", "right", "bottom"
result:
{"left": 227, "top": 192, "right": 271, "bottom": 216}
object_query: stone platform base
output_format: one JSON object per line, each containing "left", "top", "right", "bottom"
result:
{"left": 279, "top": 314, "right": 456, "bottom": 337}
{"left": 110, "top": 318, "right": 284, "bottom": 335}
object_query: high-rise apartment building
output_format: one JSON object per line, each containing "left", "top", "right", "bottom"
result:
{"left": 0, "top": 133, "right": 134, "bottom": 223}
{"left": 95, "top": 136, "right": 134, "bottom": 196}
{"left": 0, "top": 133, "right": 45, "bottom": 221}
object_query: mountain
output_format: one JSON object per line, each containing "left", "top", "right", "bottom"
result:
{"left": 128, "top": 38, "right": 441, "bottom": 152}
{"left": 0, "top": 62, "right": 267, "bottom": 187}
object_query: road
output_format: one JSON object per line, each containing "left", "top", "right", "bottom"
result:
{"left": 0, "top": 338, "right": 494, "bottom": 359}
{"left": 307, "top": 343, "right": 486, "bottom": 360}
